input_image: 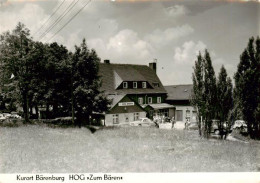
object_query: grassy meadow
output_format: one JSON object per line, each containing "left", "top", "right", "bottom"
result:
{"left": 0, "top": 125, "right": 259, "bottom": 173}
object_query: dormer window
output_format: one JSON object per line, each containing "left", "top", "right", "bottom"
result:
{"left": 133, "top": 82, "right": 137, "bottom": 88}
{"left": 153, "top": 82, "right": 159, "bottom": 87}
{"left": 123, "top": 82, "right": 128, "bottom": 89}
{"left": 142, "top": 82, "right": 147, "bottom": 88}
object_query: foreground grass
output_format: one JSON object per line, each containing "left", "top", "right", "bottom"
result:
{"left": 0, "top": 125, "right": 259, "bottom": 173}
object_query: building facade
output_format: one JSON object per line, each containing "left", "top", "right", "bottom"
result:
{"left": 164, "top": 85, "right": 197, "bottom": 123}
{"left": 99, "top": 60, "right": 174, "bottom": 126}
{"left": 104, "top": 95, "right": 146, "bottom": 126}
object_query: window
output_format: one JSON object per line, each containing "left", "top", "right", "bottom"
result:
{"left": 123, "top": 82, "right": 128, "bottom": 89}
{"left": 113, "top": 114, "right": 119, "bottom": 124}
{"left": 157, "top": 97, "right": 161, "bottom": 103}
{"left": 192, "top": 111, "right": 197, "bottom": 122}
{"left": 148, "top": 97, "right": 152, "bottom": 104}
{"left": 176, "top": 110, "right": 183, "bottom": 121}
{"left": 142, "top": 82, "right": 147, "bottom": 88}
{"left": 134, "top": 113, "right": 139, "bottom": 121}
{"left": 153, "top": 82, "right": 159, "bottom": 87}
{"left": 138, "top": 97, "right": 143, "bottom": 105}
{"left": 186, "top": 110, "right": 190, "bottom": 122}
{"left": 125, "top": 116, "right": 129, "bottom": 122}
{"left": 186, "top": 110, "right": 190, "bottom": 117}
{"left": 133, "top": 82, "right": 137, "bottom": 88}
{"left": 160, "top": 109, "right": 169, "bottom": 117}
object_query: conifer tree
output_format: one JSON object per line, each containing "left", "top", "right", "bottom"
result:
{"left": 216, "top": 65, "right": 233, "bottom": 139}
{"left": 203, "top": 50, "right": 217, "bottom": 137}
{"left": 192, "top": 50, "right": 217, "bottom": 138}
{"left": 192, "top": 52, "right": 204, "bottom": 136}
{"left": 234, "top": 37, "right": 260, "bottom": 139}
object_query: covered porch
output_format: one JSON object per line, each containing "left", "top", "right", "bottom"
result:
{"left": 143, "top": 103, "right": 175, "bottom": 120}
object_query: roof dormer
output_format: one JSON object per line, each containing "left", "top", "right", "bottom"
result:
{"left": 123, "top": 82, "right": 128, "bottom": 89}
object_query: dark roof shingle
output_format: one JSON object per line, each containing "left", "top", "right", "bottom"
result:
{"left": 164, "top": 84, "right": 193, "bottom": 100}
{"left": 99, "top": 63, "right": 167, "bottom": 95}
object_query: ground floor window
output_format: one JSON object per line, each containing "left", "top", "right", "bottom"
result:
{"left": 113, "top": 114, "right": 119, "bottom": 124}
{"left": 176, "top": 110, "right": 183, "bottom": 121}
{"left": 186, "top": 110, "right": 190, "bottom": 122}
{"left": 125, "top": 115, "right": 129, "bottom": 122}
{"left": 134, "top": 113, "right": 139, "bottom": 121}
{"left": 192, "top": 111, "right": 197, "bottom": 122}
{"left": 153, "top": 109, "right": 169, "bottom": 118}
{"left": 159, "top": 109, "right": 169, "bottom": 117}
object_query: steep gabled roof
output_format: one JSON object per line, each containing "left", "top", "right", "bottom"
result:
{"left": 107, "top": 94, "right": 125, "bottom": 109}
{"left": 99, "top": 63, "right": 167, "bottom": 95}
{"left": 106, "top": 94, "right": 145, "bottom": 114}
{"left": 164, "top": 84, "right": 193, "bottom": 100}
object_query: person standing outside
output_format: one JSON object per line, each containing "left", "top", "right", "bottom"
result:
{"left": 171, "top": 116, "right": 176, "bottom": 129}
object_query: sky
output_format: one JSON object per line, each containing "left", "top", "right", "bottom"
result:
{"left": 0, "top": 0, "right": 259, "bottom": 85}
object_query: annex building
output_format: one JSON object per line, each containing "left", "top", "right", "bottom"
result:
{"left": 164, "top": 84, "right": 197, "bottom": 123}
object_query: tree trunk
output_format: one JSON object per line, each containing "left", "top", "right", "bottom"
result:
{"left": 86, "top": 113, "right": 90, "bottom": 126}
{"left": 198, "top": 114, "right": 202, "bottom": 136}
{"left": 29, "top": 105, "right": 33, "bottom": 117}
{"left": 35, "top": 105, "right": 39, "bottom": 119}
{"left": 53, "top": 103, "right": 58, "bottom": 118}
{"left": 22, "top": 92, "right": 29, "bottom": 122}
{"left": 46, "top": 104, "right": 49, "bottom": 119}
{"left": 75, "top": 108, "right": 82, "bottom": 128}
{"left": 71, "top": 94, "right": 75, "bottom": 125}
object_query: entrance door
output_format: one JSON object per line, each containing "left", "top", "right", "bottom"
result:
{"left": 176, "top": 110, "right": 183, "bottom": 121}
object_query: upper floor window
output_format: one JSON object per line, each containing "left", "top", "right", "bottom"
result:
{"left": 133, "top": 82, "right": 137, "bottom": 89}
{"left": 142, "top": 82, "right": 147, "bottom": 88}
{"left": 148, "top": 97, "right": 152, "bottom": 104}
{"left": 157, "top": 97, "right": 161, "bottom": 103}
{"left": 123, "top": 82, "right": 128, "bottom": 89}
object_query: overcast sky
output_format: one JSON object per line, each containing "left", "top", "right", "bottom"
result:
{"left": 0, "top": 0, "right": 259, "bottom": 85}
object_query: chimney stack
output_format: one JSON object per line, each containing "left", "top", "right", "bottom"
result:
{"left": 149, "top": 59, "right": 157, "bottom": 73}
{"left": 104, "top": 59, "right": 110, "bottom": 64}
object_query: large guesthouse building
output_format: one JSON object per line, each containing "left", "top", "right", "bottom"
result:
{"left": 99, "top": 60, "right": 174, "bottom": 126}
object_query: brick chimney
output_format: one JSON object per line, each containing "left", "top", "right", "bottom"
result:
{"left": 149, "top": 59, "right": 157, "bottom": 73}
{"left": 104, "top": 59, "right": 110, "bottom": 64}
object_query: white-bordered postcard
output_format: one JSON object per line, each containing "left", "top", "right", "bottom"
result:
{"left": 0, "top": 0, "right": 259, "bottom": 182}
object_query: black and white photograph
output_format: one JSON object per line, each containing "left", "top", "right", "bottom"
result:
{"left": 0, "top": 0, "right": 259, "bottom": 181}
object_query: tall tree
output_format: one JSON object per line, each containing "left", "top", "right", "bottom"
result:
{"left": 234, "top": 37, "right": 260, "bottom": 139}
{"left": 191, "top": 52, "right": 204, "bottom": 136}
{"left": 26, "top": 41, "right": 49, "bottom": 119}
{"left": 216, "top": 65, "right": 233, "bottom": 139}
{"left": 192, "top": 50, "right": 217, "bottom": 138}
{"left": 203, "top": 50, "right": 217, "bottom": 138}
{"left": 0, "top": 22, "right": 33, "bottom": 122}
{"left": 71, "top": 39, "right": 109, "bottom": 127}
{"left": 43, "top": 42, "right": 70, "bottom": 118}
